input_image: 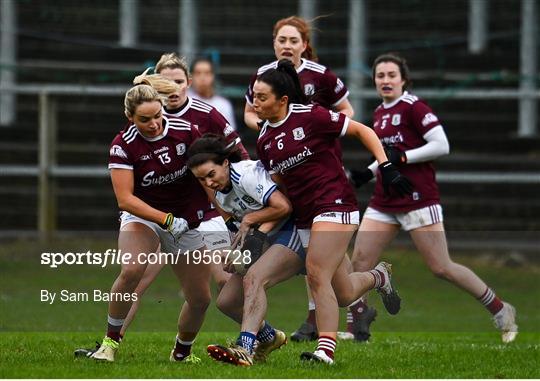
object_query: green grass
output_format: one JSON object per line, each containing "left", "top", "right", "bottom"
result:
{"left": 0, "top": 238, "right": 539, "bottom": 378}
{"left": 1, "top": 332, "right": 538, "bottom": 378}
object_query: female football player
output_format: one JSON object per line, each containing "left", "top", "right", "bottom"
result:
{"left": 186, "top": 134, "right": 395, "bottom": 366}
{"left": 349, "top": 52, "right": 518, "bottom": 344}
{"left": 89, "top": 84, "right": 212, "bottom": 362}
{"left": 253, "top": 59, "right": 412, "bottom": 364}
{"left": 118, "top": 54, "right": 250, "bottom": 338}
{"left": 244, "top": 15, "right": 354, "bottom": 130}
{"left": 155, "top": 52, "right": 249, "bottom": 289}
{"left": 243, "top": 16, "right": 360, "bottom": 340}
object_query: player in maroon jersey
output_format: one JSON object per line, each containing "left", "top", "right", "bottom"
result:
{"left": 254, "top": 59, "right": 412, "bottom": 364}
{"left": 114, "top": 54, "right": 251, "bottom": 338}
{"left": 87, "top": 84, "right": 212, "bottom": 362}
{"left": 244, "top": 15, "right": 354, "bottom": 131}
{"left": 349, "top": 53, "right": 517, "bottom": 343}
{"left": 155, "top": 53, "right": 249, "bottom": 160}
{"left": 244, "top": 16, "right": 357, "bottom": 341}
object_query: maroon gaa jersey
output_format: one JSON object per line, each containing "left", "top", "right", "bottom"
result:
{"left": 164, "top": 96, "right": 250, "bottom": 220}
{"left": 369, "top": 91, "right": 443, "bottom": 213}
{"left": 163, "top": 96, "right": 249, "bottom": 160}
{"left": 245, "top": 59, "right": 349, "bottom": 110}
{"left": 257, "top": 104, "right": 358, "bottom": 228}
{"left": 108, "top": 116, "right": 208, "bottom": 229}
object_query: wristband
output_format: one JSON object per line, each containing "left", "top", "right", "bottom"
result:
{"left": 161, "top": 213, "right": 174, "bottom": 229}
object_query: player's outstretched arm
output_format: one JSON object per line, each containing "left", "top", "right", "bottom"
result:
{"left": 345, "top": 120, "right": 388, "bottom": 164}
{"left": 244, "top": 102, "right": 263, "bottom": 131}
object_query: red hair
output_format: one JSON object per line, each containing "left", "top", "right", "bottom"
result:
{"left": 273, "top": 16, "right": 317, "bottom": 62}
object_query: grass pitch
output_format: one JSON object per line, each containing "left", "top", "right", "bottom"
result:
{"left": 0, "top": 237, "right": 539, "bottom": 378}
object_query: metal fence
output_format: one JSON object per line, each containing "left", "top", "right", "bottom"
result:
{"left": 0, "top": 85, "right": 539, "bottom": 237}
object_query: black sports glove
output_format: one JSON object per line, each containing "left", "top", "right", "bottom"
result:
{"left": 256, "top": 120, "right": 266, "bottom": 130}
{"left": 384, "top": 144, "right": 407, "bottom": 166}
{"left": 225, "top": 217, "right": 239, "bottom": 233}
{"left": 348, "top": 168, "right": 374, "bottom": 188}
{"left": 241, "top": 229, "right": 267, "bottom": 269}
{"left": 379, "top": 161, "right": 413, "bottom": 197}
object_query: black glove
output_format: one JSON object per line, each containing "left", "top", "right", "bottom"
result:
{"left": 379, "top": 161, "right": 413, "bottom": 197}
{"left": 241, "top": 229, "right": 267, "bottom": 268}
{"left": 348, "top": 168, "right": 374, "bottom": 188}
{"left": 384, "top": 145, "right": 407, "bottom": 166}
{"left": 256, "top": 120, "right": 266, "bottom": 130}
{"left": 225, "top": 217, "right": 239, "bottom": 233}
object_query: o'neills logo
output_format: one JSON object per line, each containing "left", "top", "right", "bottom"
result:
{"left": 271, "top": 146, "right": 314, "bottom": 174}
{"left": 141, "top": 166, "right": 188, "bottom": 186}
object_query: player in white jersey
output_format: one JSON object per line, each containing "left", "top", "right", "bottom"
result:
{"left": 185, "top": 134, "right": 304, "bottom": 366}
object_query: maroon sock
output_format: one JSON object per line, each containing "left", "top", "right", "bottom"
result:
{"left": 172, "top": 337, "right": 193, "bottom": 361}
{"left": 106, "top": 330, "right": 121, "bottom": 342}
{"left": 368, "top": 269, "right": 386, "bottom": 288}
{"left": 478, "top": 287, "right": 504, "bottom": 315}
{"left": 106, "top": 315, "right": 124, "bottom": 343}
{"left": 347, "top": 299, "right": 368, "bottom": 332}
{"left": 317, "top": 336, "right": 336, "bottom": 359}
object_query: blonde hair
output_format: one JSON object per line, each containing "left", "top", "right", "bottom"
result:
{"left": 133, "top": 68, "right": 180, "bottom": 96}
{"left": 155, "top": 52, "right": 190, "bottom": 77}
{"left": 124, "top": 84, "right": 163, "bottom": 117}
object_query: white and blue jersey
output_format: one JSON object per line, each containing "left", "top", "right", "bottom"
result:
{"left": 216, "top": 160, "right": 277, "bottom": 222}
{"left": 215, "top": 160, "right": 304, "bottom": 258}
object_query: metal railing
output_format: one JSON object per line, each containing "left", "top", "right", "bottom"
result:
{"left": 0, "top": 85, "right": 540, "bottom": 238}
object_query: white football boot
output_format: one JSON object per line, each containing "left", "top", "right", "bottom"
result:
{"left": 493, "top": 302, "right": 518, "bottom": 343}
{"left": 90, "top": 337, "right": 119, "bottom": 362}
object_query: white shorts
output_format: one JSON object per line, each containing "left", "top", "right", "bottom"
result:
{"left": 196, "top": 216, "right": 231, "bottom": 250}
{"left": 298, "top": 210, "right": 360, "bottom": 248}
{"left": 363, "top": 204, "right": 443, "bottom": 231}
{"left": 119, "top": 212, "right": 205, "bottom": 253}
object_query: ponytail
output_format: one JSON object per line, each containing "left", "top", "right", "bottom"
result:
{"left": 257, "top": 59, "right": 308, "bottom": 106}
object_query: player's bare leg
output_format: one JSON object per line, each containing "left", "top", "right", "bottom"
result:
{"left": 347, "top": 218, "right": 400, "bottom": 341}
{"left": 410, "top": 222, "right": 517, "bottom": 342}
{"left": 242, "top": 245, "right": 301, "bottom": 362}
{"left": 301, "top": 222, "right": 356, "bottom": 364}
{"left": 120, "top": 262, "right": 166, "bottom": 337}
{"left": 215, "top": 273, "right": 244, "bottom": 323}
{"left": 92, "top": 222, "right": 159, "bottom": 361}
{"left": 242, "top": 245, "right": 302, "bottom": 333}
{"left": 332, "top": 255, "right": 376, "bottom": 307}
{"left": 209, "top": 246, "right": 302, "bottom": 365}
{"left": 169, "top": 249, "right": 212, "bottom": 362}
{"left": 352, "top": 218, "right": 400, "bottom": 271}
{"left": 210, "top": 260, "right": 231, "bottom": 292}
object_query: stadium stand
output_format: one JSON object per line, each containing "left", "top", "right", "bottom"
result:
{"left": 0, "top": 0, "right": 539, "bottom": 236}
